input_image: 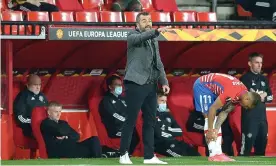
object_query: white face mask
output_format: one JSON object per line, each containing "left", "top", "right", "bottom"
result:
{"left": 158, "top": 103, "right": 167, "bottom": 112}
{"left": 114, "top": 86, "right": 123, "bottom": 96}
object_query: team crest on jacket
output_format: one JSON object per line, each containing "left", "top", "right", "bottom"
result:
{"left": 39, "top": 96, "right": 44, "bottom": 102}
{"left": 261, "top": 81, "right": 265, "bottom": 86}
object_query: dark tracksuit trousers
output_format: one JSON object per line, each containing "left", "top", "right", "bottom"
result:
{"left": 240, "top": 103, "right": 268, "bottom": 156}
{"left": 155, "top": 138, "right": 200, "bottom": 157}
{"left": 119, "top": 80, "right": 157, "bottom": 159}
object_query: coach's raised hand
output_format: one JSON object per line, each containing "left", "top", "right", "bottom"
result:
{"left": 157, "top": 26, "right": 172, "bottom": 33}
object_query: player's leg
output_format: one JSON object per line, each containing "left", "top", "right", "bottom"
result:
{"left": 193, "top": 79, "right": 223, "bottom": 161}
{"left": 254, "top": 120, "right": 268, "bottom": 156}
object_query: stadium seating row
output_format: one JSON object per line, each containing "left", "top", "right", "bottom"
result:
{"left": 0, "top": 0, "right": 178, "bottom": 13}
{"left": 1, "top": 11, "right": 217, "bottom": 23}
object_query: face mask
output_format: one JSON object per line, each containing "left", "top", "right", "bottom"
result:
{"left": 158, "top": 103, "right": 167, "bottom": 112}
{"left": 114, "top": 86, "right": 123, "bottom": 96}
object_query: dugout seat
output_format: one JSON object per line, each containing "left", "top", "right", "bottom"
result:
{"left": 13, "top": 122, "right": 38, "bottom": 159}
{"left": 123, "top": 12, "right": 139, "bottom": 22}
{"left": 167, "top": 77, "right": 205, "bottom": 147}
{"left": 31, "top": 107, "right": 48, "bottom": 159}
{"left": 140, "top": 0, "right": 155, "bottom": 11}
{"left": 152, "top": 0, "right": 178, "bottom": 12}
{"left": 99, "top": 11, "right": 122, "bottom": 22}
{"left": 80, "top": 0, "right": 104, "bottom": 11}
{"left": 1, "top": 11, "right": 25, "bottom": 35}
{"left": 51, "top": 11, "right": 74, "bottom": 22}
{"left": 27, "top": 12, "right": 49, "bottom": 35}
{"left": 75, "top": 11, "right": 99, "bottom": 22}
{"left": 172, "top": 11, "right": 197, "bottom": 28}
{"left": 12, "top": 80, "right": 38, "bottom": 159}
{"left": 88, "top": 74, "right": 142, "bottom": 156}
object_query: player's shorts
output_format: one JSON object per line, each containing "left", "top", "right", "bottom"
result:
{"left": 193, "top": 78, "right": 217, "bottom": 114}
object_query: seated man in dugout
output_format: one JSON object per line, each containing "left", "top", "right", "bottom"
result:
{"left": 111, "top": 0, "right": 142, "bottom": 11}
{"left": 99, "top": 75, "right": 140, "bottom": 156}
{"left": 41, "top": 101, "right": 102, "bottom": 158}
{"left": 8, "top": 0, "right": 59, "bottom": 12}
{"left": 13, "top": 74, "right": 48, "bottom": 138}
{"left": 154, "top": 90, "right": 200, "bottom": 157}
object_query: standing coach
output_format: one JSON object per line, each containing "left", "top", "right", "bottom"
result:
{"left": 240, "top": 53, "right": 273, "bottom": 156}
{"left": 119, "top": 12, "right": 170, "bottom": 165}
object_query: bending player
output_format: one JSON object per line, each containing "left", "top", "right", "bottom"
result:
{"left": 193, "top": 73, "right": 261, "bottom": 162}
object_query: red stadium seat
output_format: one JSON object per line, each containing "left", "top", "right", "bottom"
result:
{"left": 80, "top": 0, "right": 104, "bottom": 10}
{"left": 172, "top": 11, "right": 197, "bottom": 28}
{"left": 237, "top": 4, "right": 252, "bottom": 17}
{"left": 56, "top": 0, "right": 83, "bottom": 11}
{"left": 31, "top": 107, "right": 48, "bottom": 159}
{"left": 140, "top": 0, "right": 155, "bottom": 11}
{"left": 27, "top": 12, "right": 49, "bottom": 35}
{"left": 197, "top": 12, "right": 217, "bottom": 22}
{"left": 150, "top": 12, "right": 171, "bottom": 28}
{"left": 75, "top": 11, "right": 99, "bottom": 22}
{"left": 27, "top": 11, "right": 49, "bottom": 21}
{"left": 152, "top": 0, "right": 178, "bottom": 12}
{"left": 99, "top": 11, "right": 122, "bottom": 22}
{"left": 1, "top": 11, "right": 26, "bottom": 35}
{"left": 51, "top": 12, "right": 74, "bottom": 22}
{"left": 197, "top": 12, "right": 217, "bottom": 29}
{"left": 124, "top": 12, "right": 139, "bottom": 22}
{"left": 173, "top": 11, "right": 197, "bottom": 22}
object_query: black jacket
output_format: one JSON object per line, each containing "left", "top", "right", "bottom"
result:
{"left": 99, "top": 92, "right": 127, "bottom": 138}
{"left": 240, "top": 71, "right": 273, "bottom": 120}
{"left": 40, "top": 118, "right": 80, "bottom": 158}
{"left": 13, "top": 88, "right": 48, "bottom": 126}
{"left": 154, "top": 110, "right": 182, "bottom": 142}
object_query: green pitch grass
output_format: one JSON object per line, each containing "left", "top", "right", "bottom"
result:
{"left": 2, "top": 157, "right": 276, "bottom": 165}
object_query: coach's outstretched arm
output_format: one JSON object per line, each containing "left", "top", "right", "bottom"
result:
{"left": 127, "top": 30, "right": 159, "bottom": 46}
{"left": 127, "top": 27, "right": 171, "bottom": 46}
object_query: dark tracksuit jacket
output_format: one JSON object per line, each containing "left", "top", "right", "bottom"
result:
{"left": 13, "top": 88, "right": 48, "bottom": 137}
{"left": 240, "top": 71, "right": 273, "bottom": 156}
{"left": 154, "top": 110, "right": 200, "bottom": 157}
{"left": 40, "top": 118, "right": 102, "bottom": 158}
{"left": 99, "top": 92, "right": 139, "bottom": 154}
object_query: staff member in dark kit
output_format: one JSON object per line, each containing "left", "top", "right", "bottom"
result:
{"left": 240, "top": 53, "right": 273, "bottom": 156}
{"left": 13, "top": 74, "right": 48, "bottom": 138}
{"left": 119, "top": 12, "right": 170, "bottom": 165}
{"left": 41, "top": 101, "right": 102, "bottom": 158}
{"left": 154, "top": 90, "right": 200, "bottom": 157}
{"left": 99, "top": 75, "right": 140, "bottom": 156}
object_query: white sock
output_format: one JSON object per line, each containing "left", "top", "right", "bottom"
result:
{"left": 204, "top": 117, "right": 223, "bottom": 157}
{"left": 215, "top": 128, "right": 222, "bottom": 155}
{"left": 273, "top": 12, "right": 276, "bottom": 21}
